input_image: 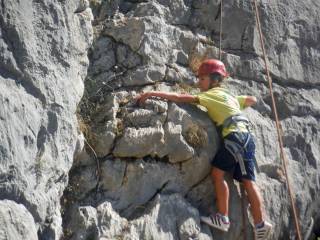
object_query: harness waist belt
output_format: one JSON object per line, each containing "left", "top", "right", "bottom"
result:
{"left": 222, "top": 114, "right": 250, "bottom": 130}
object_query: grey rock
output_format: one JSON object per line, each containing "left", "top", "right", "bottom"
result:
{"left": 60, "top": 0, "right": 320, "bottom": 239}
{"left": 100, "top": 158, "right": 127, "bottom": 191}
{"left": 165, "top": 63, "right": 197, "bottom": 86}
{"left": 0, "top": 0, "right": 320, "bottom": 239}
{"left": 133, "top": 0, "right": 191, "bottom": 25}
{"left": 122, "top": 64, "right": 167, "bottom": 86}
{"left": 104, "top": 17, "right": 145, "bottom": 51}
{"left": 127, "top": 194, "right": 202, "bottom": 240}
{"left": 113, "top": 126, "right": 165, "bottom": 158}
{"left": 113, "top": 100, "right": 217, "bottom": 163}
{"left": 89, "top": 37, "right": 116, "bottom": 76}
{"left": 143, "top": 98, "right": 168, "bottom": 114}
{"left": 91, "top": 94, "right": 119, "bottom": 124}
{"left": 0, "top": 0, "right": 93, "bottom": 239}
{"left": 93, "top": 194, "right": 211, "bottom": 240}
{"left": 116, "top": 43, "right": 142, "bottom": 69}
{"left": 176, "top": 50, "right": 189, "bottom": 66}
{"left": 105, "top": 14, "right": 199, "bottom": 65}
{"left": 124, "top": 108, "right": 167, "bottom": 127}
{"left": 163, "top": 121, "right": 195, "bottom": 163}
{"left": 97, "top": 201, "right": 128, "bottom": 238}
{"left": 91, "top": 122, "right": 117, "bottom": 158}
{"left": 0, "top": 200, "right": 38, "bottom": 240}
{"left": 94, "top": 0, "right": 122, "bottom": 21}
{"left": 68, "top": 164, "right": 98, "bottom": 201}
{"left": 252, "top": 0, "right": 320, "bottom": 85}
{"left": 73, "top": 134, "right": 94, "bottom": 167}
{"left": 66, "top": 205, "right": 99, "bottom": 240}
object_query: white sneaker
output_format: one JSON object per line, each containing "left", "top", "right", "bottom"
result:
{"left": 254, "top": 221, "right": 272, "bottom": 240}
{"left": 200, "top": 214, "right": 230, "bottom": 232}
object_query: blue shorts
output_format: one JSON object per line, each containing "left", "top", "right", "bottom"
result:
{"left": 211, "top": 132, "right": 256, "bottom": 182}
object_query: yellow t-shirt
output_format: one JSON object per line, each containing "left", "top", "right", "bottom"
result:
{"left": 195, "top": 87, "right": 248, "bottom": 137}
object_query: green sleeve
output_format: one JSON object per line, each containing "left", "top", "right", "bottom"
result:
{"left": 237, "top": 95, "right": 247, "bottom": 110}
{"left": 194, "top": 92, "right": 205, "bottom": 107}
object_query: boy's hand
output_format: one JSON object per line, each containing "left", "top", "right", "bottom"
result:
{"left": 245, "top": 96, "right": 257, "bottom": 107}
{"left": 135, "top": 92, "right": 151, "bottom": 105}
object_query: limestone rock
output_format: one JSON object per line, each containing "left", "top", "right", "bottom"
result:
{"left": 65, "top": 205, "right": 99, "bottom": 240}
{"left": 2, "top": 0, "right": 318, "bottom": 239}
{"left": 91, "top": 122, "right": 117, "bottom": 157}
{"left": 0, "top": 0, "right": 93, "bottom": 239}
{"left": 73, "top": 194, "right": 213, "bottom": 240}
{"left": 113, "top": 126, "right": 166, "bottom": 158}
{"left": 73, "top": 0, "right": 320, "bottom": 238}
{"left": 0, "top": 200, "right": 38, "bottom": 240}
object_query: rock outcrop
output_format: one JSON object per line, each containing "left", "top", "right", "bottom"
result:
{"left": 0, "top": 0, "right": 92, "bottom": 239}
{"left": 1, "top": 0, "right": 319, "bottom": 240}
{"left": 70, "top": 0, "right": 320, "bottom": 239}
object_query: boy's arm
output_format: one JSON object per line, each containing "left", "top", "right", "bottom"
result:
{"left": 237, "top": 95, "right": 257, "bottom": 109}
{"left": 244, "top": 96, "right": 257, "bottom": 107}
{"left": 136, "top": 91, "right": 198, "bottom": 104}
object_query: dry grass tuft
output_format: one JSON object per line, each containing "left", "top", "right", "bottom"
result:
{"left": 77, "top": 115, "right": 90, "bottom": 136}
{"left": 184, "top": 124, "right": 208, "bottom": 148}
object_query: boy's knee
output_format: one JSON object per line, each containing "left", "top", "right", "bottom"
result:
{"left": 242, "top": 179, "right": 256, "bottom": 189}
{"left": 211, "top": 167, "right": 225, "bottom": 181}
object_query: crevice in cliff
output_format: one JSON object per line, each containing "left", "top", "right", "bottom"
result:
{"left": 234, "top": 62, "right": 320, "bottom": 91}
{"left": 123, "top": 180, "right": 171, "bottom": 221}
{"left": 121, "top": 161, "right": 129, "bottom": 186}
{"left": 265, "top": 69, "right": 320, "bottom": 90}
{"left": 223, "top": 48, "right": 259, "bottom": 57}
{"left": 184, "top": 173, "right": 210, "bottom": 198}
{"left": 17, "top": 77, "right": 47, "bottom": 105}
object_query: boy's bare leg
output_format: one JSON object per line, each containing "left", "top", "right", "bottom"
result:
{"left": 211, "top": 167, "right": 229, "bottom": 216}
{"left": 242, "top": 179, "right": 264, "bottom": 224}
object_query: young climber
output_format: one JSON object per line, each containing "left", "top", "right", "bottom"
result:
{"left": 136, "top": 59, "right": 272, "bottom": 240}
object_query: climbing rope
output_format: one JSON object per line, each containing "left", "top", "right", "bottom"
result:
{"left": 219, "top": 0, "right": 223, "bottom": 60}
{"left": 251, "top": 0, "right": 302, "bottom": 239}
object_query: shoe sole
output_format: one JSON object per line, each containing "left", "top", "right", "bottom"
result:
{"left": 264, "top": 227, "right": 272, "bottom": 239}
{"left": 256, "top": 226, "right": 272, "bottom": 240}
{"left": 200, "top": 217, "right": 229, "bottom": 232}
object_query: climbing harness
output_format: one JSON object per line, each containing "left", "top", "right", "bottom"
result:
{"left": 224, "top": 134, "right": 250, "bottom": 175}
{"left": 220, "top": 114, "right": 259, "bottom": 175}
{"left": 252, "top": 0, "right": 302, "bottom": 239}
{"left": 221, "top": 114, "right": 250, "bottom": 130}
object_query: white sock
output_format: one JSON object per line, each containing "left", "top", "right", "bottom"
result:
{"left": 217, "top": 213, "right": 230, "bottom": 224}
{"left": 255, "top": 221, "right": 265, "bottom": 229}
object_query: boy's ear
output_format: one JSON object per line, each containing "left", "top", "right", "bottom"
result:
{"left": 209, "top": 80, "right": 219, "bottom": 88}
{"left": 209, "top": 73, "right": 224, "bottom": 82}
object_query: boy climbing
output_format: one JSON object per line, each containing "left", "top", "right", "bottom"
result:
{"left": 136, "top": 59, "right": 272, "bottom": 240}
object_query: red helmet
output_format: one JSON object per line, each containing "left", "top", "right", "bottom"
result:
{"left": 198, "top": 59, "right": 229, "bottom": 77}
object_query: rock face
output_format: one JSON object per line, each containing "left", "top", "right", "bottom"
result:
{"left": 71, "top": 0, "right": 320, "bottom": 239}
{"left": 0, "top": 0, "right": 93, "bottom": 239}
{"left": 1, "top": 0, "right": 320, "bottom": 240}
{"left": 66, "top": 194, "right": 213, "bottom": 240}
{"left": 0, "top": 200, "right": 38, "bottom": 240}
